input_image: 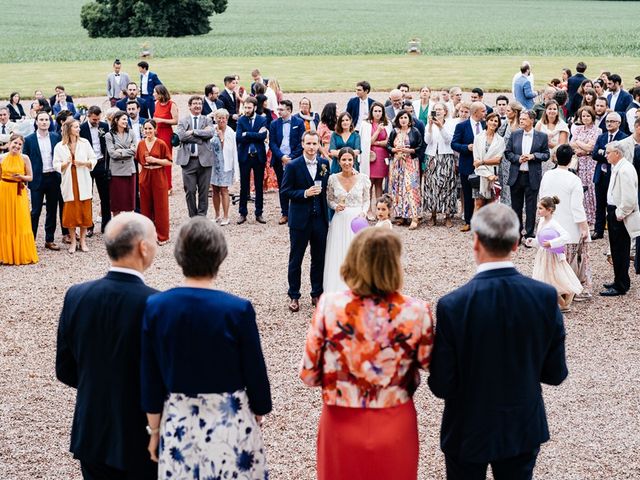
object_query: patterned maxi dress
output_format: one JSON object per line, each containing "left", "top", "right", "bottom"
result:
{"left": 389, "top": 130, "right": 421, "bottom": 219}
{"left": 572, "top": 124, "right": 600, "bottom": 225}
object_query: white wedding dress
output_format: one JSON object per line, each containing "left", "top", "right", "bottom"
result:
{"left": 323, "top": 173, "right": 371, "bottom": 293}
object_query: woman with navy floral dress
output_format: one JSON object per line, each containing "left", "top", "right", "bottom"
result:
{"left": 141, "top": 217, "right": 272, "bottom": 479}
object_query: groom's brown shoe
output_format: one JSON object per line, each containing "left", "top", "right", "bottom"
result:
{"left": 288, "top": 298, "right": 300, "bottom": 312}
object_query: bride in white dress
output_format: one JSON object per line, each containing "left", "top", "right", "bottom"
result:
{"left": 323, "top": 147, "right": 371, "bottom": 293}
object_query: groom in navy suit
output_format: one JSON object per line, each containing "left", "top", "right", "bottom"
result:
{"left": 429, "top": 203, "right": 568, "bottom": 480}
{"left": 281, "top": 131, "right": 330, "bottom": 312}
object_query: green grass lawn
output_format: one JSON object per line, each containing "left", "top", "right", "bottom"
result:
{"left": 1, "top": 55, "right": 639, "bottom": 98}
{"left": 1, "top": 0, "right": 639, "bottom": 97}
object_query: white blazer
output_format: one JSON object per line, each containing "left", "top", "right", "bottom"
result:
{"left": 608, "top": 158, "right": 640, "bottom": 238}
{"left": 424, "top": 120, "right": 454, "bottom": 156}
{"left": 53, "top": 138, "right": 97, "bottom": 202}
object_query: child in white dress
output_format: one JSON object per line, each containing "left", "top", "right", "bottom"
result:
{"left": 525, "top": 196, "right": 583, "bottom": 312}
{"left": 375, "top": 194, "right": 393, "bottom": 229}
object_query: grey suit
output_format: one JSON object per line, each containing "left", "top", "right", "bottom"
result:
{"left": 176, "top": 115, "right": 216, "bottom": 217}
{"left": 385, "top": 105, "right": 401, "bottom": 123}
{"left": 505, "top": 128, "right": 550, "bottom": 237}
{"left": 106, "top": 72, "right": 131, "bottom": 100}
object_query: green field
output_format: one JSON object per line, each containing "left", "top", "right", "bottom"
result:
{"left": 3, "top": 0, "right": 640, "bottom": 63}
{"left": 1, "top": 0, "right": 640, "bottom": 97}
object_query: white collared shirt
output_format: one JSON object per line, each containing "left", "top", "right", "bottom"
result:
{"left": 140, "top": 72, "right": 149, "bottom": 95}
{"left": 109, "top": 266, "right": 145, "bottom": 282}
{"left": 470, "top": 119, "right": 482, "bottom": 138}
{"left": 609, "top": 90, "right": 620, "bottom": 110}
{"left": 89, "top": 124, "right": 103, "bottom": 160}
{"left": 206, "top": 97, "right": 218, "bottom": 114}
{"left": 520, "top": 129, "right": 534, "bottom": 171}
{"left": 304, "top": 154, "right": 318, "bottom": 179}
{"left": 36, "top": 130, "right": 54, "bottom": 172}
{"left": 130, "top": 119, "right": 141, "bottom": 144}
{"left": 357, "top": 97, "right": 368, "bottom": 130}
{"left": 476, "top": 260, "right": 515, "bottom": 274}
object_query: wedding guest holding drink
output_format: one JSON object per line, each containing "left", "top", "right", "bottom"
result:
{"left": 135, "top": 120, "right": 172, "bottom": 245}
{"left": 301, "top": 227, "right": 434, "bottom": 480}
{"left": 0, "top": 134, "right": 38, "bottom": 265}
{"left": 53, "top": 119, "right": 97, "bottom": 254}
{"left": 141, "top": 217, "right": 271, "bottom": 479}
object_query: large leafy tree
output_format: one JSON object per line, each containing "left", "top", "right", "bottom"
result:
{"left": 81, "top": 0, "right": 228, "bottom": 38}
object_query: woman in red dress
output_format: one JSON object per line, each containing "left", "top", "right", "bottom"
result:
{"left": 152, "top": 84, "right": 178, "bottom": 194}
{"left": 135, "top": 120, "right": 172, "bottom": 244}
{"left": 300, "top": 228, "right": 434, "bottom": 480}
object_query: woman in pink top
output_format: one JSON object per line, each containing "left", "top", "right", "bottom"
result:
{"left": 300, "top": 228, "right": 434, "bottom": 480}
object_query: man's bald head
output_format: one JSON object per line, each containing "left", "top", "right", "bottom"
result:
{"left": 104, "top": 213, "right": 157, "bottom": 267}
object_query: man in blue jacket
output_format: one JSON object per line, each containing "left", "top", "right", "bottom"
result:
{"left": 429, "top": 203, "right": 568, "bottom": 480}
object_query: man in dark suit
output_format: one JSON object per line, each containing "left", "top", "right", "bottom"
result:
{"left": 219, "top": 75, "right": 239, "bottom": 130}
{"left": 384, "top": 88, "right": 404, "bottom": 123}
{"left": 116, "top": 82, "right": 150, "bottom": 119}
{"left": 281, "top": 131, "right": 330, "bottom": 312}
{"left": 270, "top": 99, "right": 305, "bottom": 225}
{"left": 567, "top": 61, "right": 587, "bottom": 116}
{"left": 49, "top": 85, "right": 73, "bottom": 110}
{"left": 607, "top": 74, "right": 633, "bottom": 114}
{"left": 137, "top": 61, "right": 162, "bottom": 118}
{"left": 346, "top": 80, "right": 375, "bottom": 131}
{"left": 250, "top": 68, "right": 269, "bottom": 95}
{"left": 56, "top": 212, "right": 159, "bottom": 480}
{"left": 505, "top": 109, "right": 550, "bottom": 239}
{"left": 429, "top": 203, "right": 568, "bottom": 480}
{"left": 470, "top": 87, "right": 494, "bottom": 115}
{"left": 80, "top": 106, "right": 111, "bottom": 236}
{"left": 23, "top": 111, "right": 67, "bottom": 249}
{"left": 236, "top": 97, "right": 268, "bottom": 224}
{"left": 591, "top": 112, "right": 627, "bottom": 239}
{"left": 452, "top": 101, "right": 487, "bottom": 231}
{"left": 202, "top": 83, "right": 224, "bottom": 118}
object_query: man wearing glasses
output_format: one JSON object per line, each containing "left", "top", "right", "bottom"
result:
{"left": 592, "top": 112, "right": 628, "bottom": 239}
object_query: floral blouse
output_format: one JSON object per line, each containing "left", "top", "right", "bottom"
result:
{"left": 300, "top": 290, "right": 434, "bottom": 408}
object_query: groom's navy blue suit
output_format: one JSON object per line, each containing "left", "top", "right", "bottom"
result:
{"left": 281, "top": 154, "right": 330, "bottom": 300}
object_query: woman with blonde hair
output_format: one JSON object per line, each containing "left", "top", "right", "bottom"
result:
{"left": 266, "top": 78, "right": 283, "bottom": 112}
{"left": 301, "top": 227, "right": 434, "bottom": 480}
{"left": 53, "top": 119, "right": 97, "bottom": 253}
{"left": 210, "top": 108, "right": 239, "bottom": 225}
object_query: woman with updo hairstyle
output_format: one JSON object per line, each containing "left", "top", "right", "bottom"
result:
{"left": 135, "top": 119, "right": 172, "bottom": 244}
{"left": 301, "top": 227, "right": 434, "bottom": 480}
{"left": 141, "top": 216, "right": 272, "bottom": 479}
{"left": 526, "top": 195, "right": 583, "bottom": 312}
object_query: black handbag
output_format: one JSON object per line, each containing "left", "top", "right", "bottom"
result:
{"left": 468, "top": 173, "right": 481, "bottom": 189}
{"left": 171, "top": 133, "right": 180, "bottom": 147}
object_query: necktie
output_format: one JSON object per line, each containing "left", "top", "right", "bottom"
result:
{"left": 1, "top": 125, "right": 5, "bottom": 134}
{"left": 249, "top": 117, "right": 257, "bottom": 154}
{"left": 191, "top": 117, "right": 198, "bottom": 154}
{"left": 609, "top": 134, "right": 613, "bottom": 144}
{"left": 475, "top": 122, "right": 480, "bottom": 134}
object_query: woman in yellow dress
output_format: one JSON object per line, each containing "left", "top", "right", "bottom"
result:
{"left": 0, "top": 134, "right": 38, "bottom": 265}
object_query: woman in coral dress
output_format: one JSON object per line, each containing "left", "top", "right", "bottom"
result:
{"left": 301, "top": 228, "right": 434, "bottom": 480}
{"left": 153, "top": 85, "right": 178, "bottom": 194}
{"left": 135, "top": 120, "right": 172, "bottom": 244}
{"left": 0, "top": 134, "right": 38, "bottom": 265}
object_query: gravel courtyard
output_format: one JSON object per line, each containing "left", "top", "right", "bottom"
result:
{"left": 1, "top": 93, "right": 639, "bottom": 479}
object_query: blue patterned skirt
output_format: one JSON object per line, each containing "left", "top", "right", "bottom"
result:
{"left": 159, "top": 390, "right": 268, "bottom": 479}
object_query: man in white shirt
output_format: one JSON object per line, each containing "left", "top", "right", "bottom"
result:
{"left": 0, "top": 107, "right": 16, "bottom": 152}
{"left": 601, "top": 141, "right": 640, "bottom": 296}
{"left": 540, "top": 144, "right": 593, "bottom": 299}
{"left": 127, "top": 101, "right": 145, "bottom": 145}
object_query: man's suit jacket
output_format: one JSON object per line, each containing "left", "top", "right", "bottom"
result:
{"left": 23, "top": 131, "right": 61, "bottom": 191}
{"left": 140, "top": 71, "right": 162, "bottom": 96}
{"left": 505, "top": 129, "right": 550, "bottom": 189}
{"left": 513, "top": 75, "right": 537, "bottom": 109}
{"left": 49, "top": 94, "right": 73, "bottom": 107}
{"left": 608, "top": 89, "right": 633, "bottom": 114}
{"left": 202, "top": 98, "right": 224, "bottom": 116}
{"left": 280, "top": 155, "right": 330, "bottom": 230}
{"left": 175, "top": 115, "right": 215, "bottom": 167}
{"left": 269, "top": 116, "right": 305, "bottom": 167}
{"left": 428, "top": 267, "right": 568, "bottom": 463}
{"left": 116, "top": 96, "right": 150, "bottom": 119}
{"left": 80, "top": 121, "right": 109, "bottom": 177}
{"left": 219, "top": 89, "right": 238, "bottom": 129}
{"left": 250, "top": 78, "right": 269, "bottom": 95}
{"left": 452, "top": 119, "right": 485, "bottom": 176}
{"left": 346, "top": 96, "right": 375, "bottom": 126}
{"left": 53, "top": 102, "right": 78, "bottom": 117}
{"left": 592, "top": 130, "right": 628, "bottom": 183}
{"left": 567, "top": 73, "right": 586, "bottom": 100}
{"left": 236, "top": 114, "right": 268, "bottom": 164}
{"left": 385, "top": 105, "right": 402, "bottom": 123}
{"left": 106, "top": 72, "right": 131, "bottom": 99}
{"left": 56, "top": 271, "right": 158, "bottom": 475}
{"left": 609, "top": 158, "right": 640, "bottom": 237}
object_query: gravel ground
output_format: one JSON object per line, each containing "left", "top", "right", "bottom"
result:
{"left": 1, "top": 92, "right": 639, "bottom": 479}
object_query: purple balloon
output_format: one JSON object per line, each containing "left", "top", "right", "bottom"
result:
{"left": 537, "top": 227, "right": 565, "bottom": 254}
{"left": 351, "top": 216, "right": 369, "bottom": 234}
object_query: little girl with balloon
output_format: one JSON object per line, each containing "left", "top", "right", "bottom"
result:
{"left": 525, "top": 196, "right": 583, "bottom": 313}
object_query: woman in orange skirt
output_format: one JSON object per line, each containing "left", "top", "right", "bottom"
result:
{"left": 53, "top": 119, "right": 97, "bottom": 254}
{"left": 300, "top": 228, "right": 434, "bottom": 480}
{"left": 0, "top": 134, "right": 38, "bottom": 265}
{"left": 135, "top": 120, "right": 172, "bottom": 244}
{"left": 152, "top": 84, "right": 178, "bottom": 194}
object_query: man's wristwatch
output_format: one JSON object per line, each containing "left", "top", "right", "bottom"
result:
{"left": 146, "top": 425, "right": 160, "bottom": 436}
